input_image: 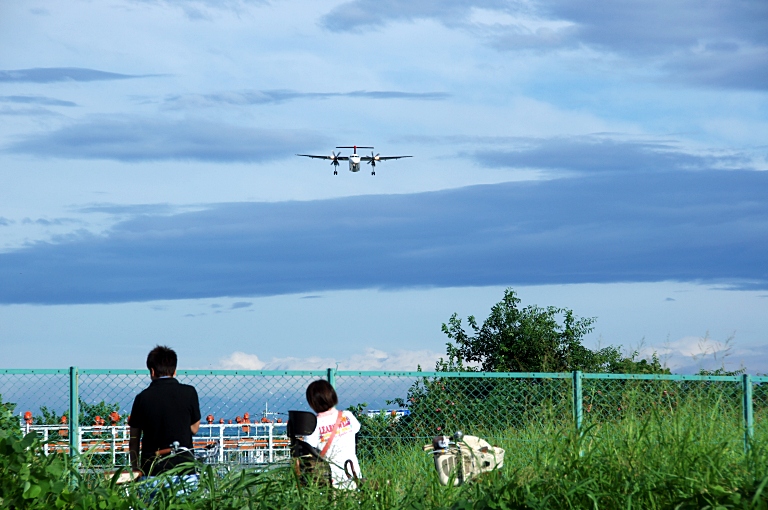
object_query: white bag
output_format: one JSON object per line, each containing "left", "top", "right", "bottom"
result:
{"left": 424, "top": 434, "right": 505, "bottom": 486}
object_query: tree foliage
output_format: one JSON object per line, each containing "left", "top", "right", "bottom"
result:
{"left": 438, "top": 288, "right": 668, "bottom": 374}
{"left": 0, "top": 393, "right": 20, "bottom": 434}
{"left": 33, "top": 399, "right": 124, "bottom": 426}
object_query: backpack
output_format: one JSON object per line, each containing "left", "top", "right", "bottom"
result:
{"left": 425, "top": 434, "right": 505, "bottom": 486}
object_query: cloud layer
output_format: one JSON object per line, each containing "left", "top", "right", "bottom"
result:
{"left": 0, "top": 95, "right": 77, "bottom": 107}
{"left": 0, "top": 158, "right": 765, "bottom": 304}
{"left": 164, "top": 89, "right": 450, "bottom": 109}
{"left": 218, "top": 348, "right": 442, "bottom": 371}
{"left": 0, "top": 68, "right": 152, "bottom": 83}
{"left": 475, "top": 138, "right": 749, "bottom": 173}
{"left": 322, "top": 0, "right": 768, "bottom": 89}
{"left": 642, "top": 334, "right": 768, "bottom": 374}
{"left": 7, "top": 117, "right": 326, "bottom": 162}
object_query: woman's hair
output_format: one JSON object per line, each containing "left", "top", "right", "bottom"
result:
{"left": 306, "top": 379, "right": 338, "bottom": 413}
{"left": 146, "top": 345, "right": 177, "bottom": 377}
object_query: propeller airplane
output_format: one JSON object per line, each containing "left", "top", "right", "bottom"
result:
{"left": 297, "top": 146, "right": 412, "bottom": 175}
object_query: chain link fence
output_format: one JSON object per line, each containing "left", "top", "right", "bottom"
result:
{"left": 753, "top": 378, "right": 768, "bottom": 441}
{"left": 2, "top": 369, "right": 764, "bottom": 474}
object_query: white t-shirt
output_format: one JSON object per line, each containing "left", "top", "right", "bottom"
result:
{"left": 304, "top": 408, "right": 362, "bottom": 489}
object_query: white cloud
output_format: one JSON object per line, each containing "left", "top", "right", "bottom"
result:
{"left": 218, "top": 347, "right": 442, "bottom": 371}
{"left": 218, "top": 351, "right": 266, "bottom": 370}
{"left": 220, "top": 339, "right": 767, "bottom": 374}
{"left": 663, "top": 335, "right": 729, "bottom": 358}
{"left": 639, "top": 334, "right": 746, "bottom": 372}
{"left": 342, "top": 348, "right": 443, "bottom": 370}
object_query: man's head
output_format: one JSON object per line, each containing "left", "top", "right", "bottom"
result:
{"left": 146, "top": 345, "right": 177, "bottom": 378}
{"left": 306, "top": 379, "right": 338, "bottom": 413}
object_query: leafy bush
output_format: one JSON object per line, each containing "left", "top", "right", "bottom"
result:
{"left": 0, "top": 392, "right": 20, "bottom": 434}
{"left": 34, "top": 399, "right": 124, "bottom": 426}
{"left": 0, "top": 429, "right": 71, "bottom": 507}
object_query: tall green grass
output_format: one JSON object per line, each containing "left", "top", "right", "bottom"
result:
{"left": 4, "top": 395, "right": 768, "bottom": 509}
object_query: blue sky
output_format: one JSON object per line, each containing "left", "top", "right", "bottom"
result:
{"left": 0, "top": 0, "right": 766, "bottom": 373}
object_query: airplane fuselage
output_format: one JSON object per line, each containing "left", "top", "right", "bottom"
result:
{"left": 349, "top": 154, "right": 361, "bottom": 172}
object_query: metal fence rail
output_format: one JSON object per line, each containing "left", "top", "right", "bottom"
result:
{"left": 1, "top": 368, "right": 765, "bottom": 471}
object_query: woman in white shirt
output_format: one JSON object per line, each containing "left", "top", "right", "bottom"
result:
{"left": 304, "top": 379, "right": 362, "bottom": 490}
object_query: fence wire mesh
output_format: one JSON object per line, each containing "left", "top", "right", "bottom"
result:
{"left": 581, "top": 375, "right": 746, "bottom": 453}
{"left": 753, "top": 377, "right": 768, "bottom": 440}
{"left": 0, "top": 369, "right": 69, "bottom": 426}
{"left": 1, "top": 369, "right": 760, "bottom": 475}
{"left": 335, "top": 372, "right": 573, "bottom": 472}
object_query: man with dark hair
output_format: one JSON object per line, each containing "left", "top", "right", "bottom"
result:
{"left": 128, "top": 345, "right": 201, "bottom": 476}
{"left": 146, "top": 346, "right": 177, "bottom": 378}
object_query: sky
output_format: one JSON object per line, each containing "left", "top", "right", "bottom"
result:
{"left": 0, "top": 0, "right": 766, "bottom": 373}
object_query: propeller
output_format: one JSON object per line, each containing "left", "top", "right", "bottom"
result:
{"left": 330, "top": 150, "right": 341, "bottom": 168}
{"left": 330, "top": 150, "right": 344, "bottom": 175}
{"left": 366, "top": 151, "right": 380, "bottom": 168}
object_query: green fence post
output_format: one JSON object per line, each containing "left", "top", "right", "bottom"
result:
{"left": 327, "top": 368, "right": 336, "bottom": 389}
{"left": 743, "top": 373, "right": 754, "bottom": 453}
{"left": 68, "top": 366, "right": 79, "bottom": 460}
{"left": 572, "top": 370, "right": 583, "bottom": 434}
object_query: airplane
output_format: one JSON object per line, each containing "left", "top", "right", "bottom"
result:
{"left": 297, "top": 145, "right": 412, "bottom": 175}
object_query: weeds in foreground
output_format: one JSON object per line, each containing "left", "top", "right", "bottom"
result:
{"left": 3, "top": 396, "right": 768, "bottom": 509}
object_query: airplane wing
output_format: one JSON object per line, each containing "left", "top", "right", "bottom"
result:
{"left": 361, "top": 155, "right": 412, "bottom": 161}
{"left": 297, "top": 154, "right": 349, "bottom": 160}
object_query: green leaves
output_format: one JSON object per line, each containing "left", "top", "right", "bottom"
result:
{"left": 439, "top": 288, "right": 667, "bottom": 374}
{"left": 23, "top": 481, "right": 43, "bottom": 499}
{"left": 34, "top": 399, "right": 124, "bottom": 427}
{"left": 439, "top": 288, "right": 596, "bottom": 373}
{"left": 0, "top": 428, "right": 66, "bottom": 507}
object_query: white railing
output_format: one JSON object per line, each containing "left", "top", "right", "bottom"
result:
{"left": 23, "top": 422, "right": 290, "bottom": 467}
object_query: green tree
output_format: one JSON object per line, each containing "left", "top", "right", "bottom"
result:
{"left": 33, "top": 400, "right": 124, "bottom": 427}
{"left": 78, "top": 399, "right": 122, "bottom": 426}
{"left": 439, "top": 288, "right": 668, "bottom": 374}
{"left": 34, "top": 406, "right": 63, "bottom": 426}
{"left": 607, "top": 350, "right": 670, "bottom": 374}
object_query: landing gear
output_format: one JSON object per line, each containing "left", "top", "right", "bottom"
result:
{"left": 371, "top": 170, "right": 375, "bottom": 175}
{"left": 334, "top": 170, "right": 338, "bottom": 175}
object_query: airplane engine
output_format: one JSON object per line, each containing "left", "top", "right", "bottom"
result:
{"left": 366, "top": 151, "right": 380, "bottom": 175}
